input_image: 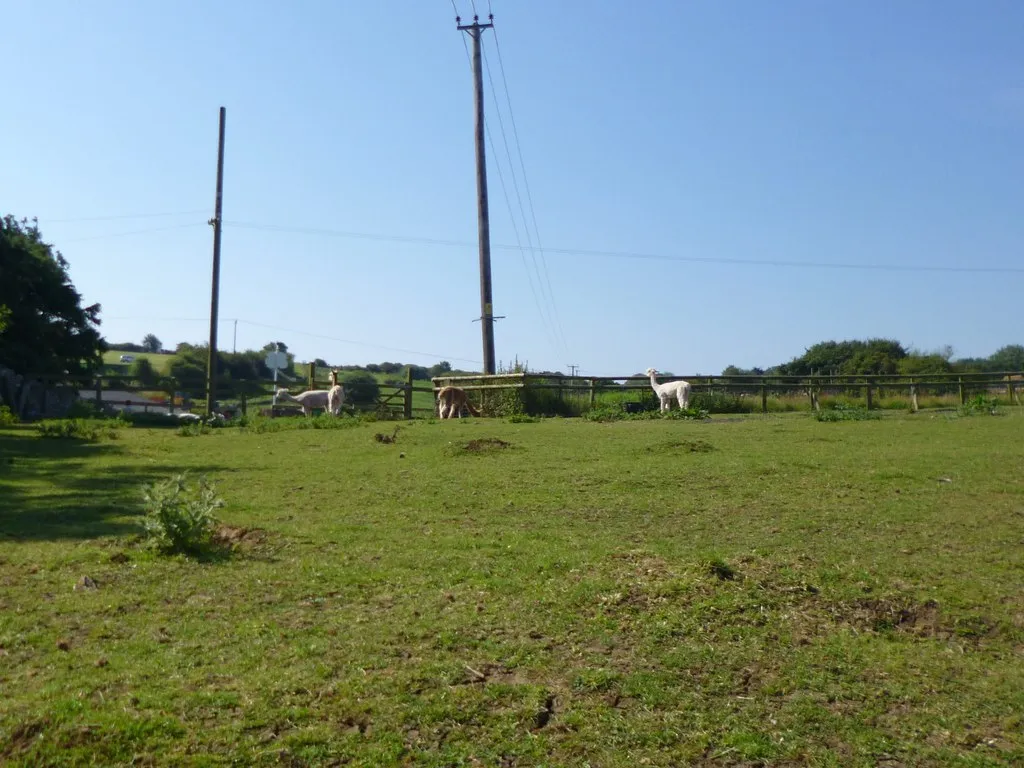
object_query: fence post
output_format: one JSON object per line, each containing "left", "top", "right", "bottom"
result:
{"left": 958, "top": 376, "right": 965, "bottom": 405}
{"left": 308, "top": 363, "right": 315, "bottom": 392}
{"left": 404, "top": 366, "right": 413, "bottom": 420}
{"left": 910, "top": 379, "right": 919, "bottom": 412}
{"left": 589, "top": 378, "right": 596, "bottom": 408}
{"left": 865, "top": 378, "right": 874, "bottom": 410}
{"left": 94, "top": 377, "right": 102, "bottom": 409}
{"left": 240, "top": 392, "right": 247, "bottom": 416}
{"left": 761, "top": 380, "right": 768, "bottom": 414}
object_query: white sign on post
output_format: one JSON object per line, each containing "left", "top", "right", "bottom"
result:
{"left": 265, "top": 348, "right": 289, "bottom": 405}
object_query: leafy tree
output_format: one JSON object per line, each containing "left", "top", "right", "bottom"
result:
{"left": 987, "top": 344, "right": 1024, "bottom": 372}
{"left": 341, "top": 371, "right": 380, "bottom": 406}
{"left": 0, "top": 216, "right": 105, "bottom": 376}
{"left": 262, "top": 341, "right": 288, "bottom": 353}
{"left": 898, "top": 354, "right": 953, "bottom": 376}
{"left": 429, "top": 360, "right": 453, "bottom": 377}
{"left": 777, "top": 339, "right": 907, "bottom": 376}
{"left": 142, "top": 334, "right": 162, "bottom": 353}
{"left": 131, "top": 357, "right": 159, "bottom": 387}
{"left": 313, "top": 358, "right": 328, "bottom": 368}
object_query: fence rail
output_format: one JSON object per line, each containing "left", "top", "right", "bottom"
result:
{"left": 23, "top": 369, "right": 1023, "bottom": 420}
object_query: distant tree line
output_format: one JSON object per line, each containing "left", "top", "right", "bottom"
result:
{"left": 723, "top": 339, "right": 1024, "bottom": 378}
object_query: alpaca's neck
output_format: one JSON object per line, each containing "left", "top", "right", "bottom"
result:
{"left": 649, "top": 373, "right": 659, "bottom": 389}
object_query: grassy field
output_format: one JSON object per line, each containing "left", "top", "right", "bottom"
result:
{"left": 1, "top": 412, "right": 1022, "bottom": 766}
{"left": 101, "top": 351, "right": 175, "bottom": 375}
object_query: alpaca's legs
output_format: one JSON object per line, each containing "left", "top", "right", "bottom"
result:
{"left": 677, "top": 389, "right": 687, "bottom": 410}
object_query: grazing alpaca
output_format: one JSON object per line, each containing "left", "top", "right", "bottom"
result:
{"left": 275, "top": 388, "right": 330, "bottom": 416}
{"left": 645, "top": 367, "right": 691, "bottom": 412}
{"left": 437, "top": 386, "right": 480, "bottom": 419}
{"left": 326, "top": 369, "right": 345, "bottom": 416}
{"left": 327, "top": 384, "right": 344, "bottom": 416}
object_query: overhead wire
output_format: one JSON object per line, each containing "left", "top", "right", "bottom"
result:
{"left": 222, "top": 220, "right": 1024, "bottom": 274}
{"left": 101, "top": 315, "right": 484, "bottom": 366}
{"left": 456, "top": 15, "right": 561, "bottom": 356}
{"left": 44, "top": 209, "right": 208, "bottom": 223}
{"left": 481, "top": 43, "right": 565, "bottom": 357}
{"left": 61, "top": 221, "right": 208, "bottom": 243}
{"left": 491, "top": 22, "right": 570, "bottom": 356}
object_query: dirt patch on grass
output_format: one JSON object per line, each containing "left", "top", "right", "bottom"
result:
{"left": 824, "top": 597, "right": 948, "bottom": 637}
{"left": 645, "top": 439, "right": 715, "bottom": 454}
{"left": 2, "top": 720, "right": 47, "bottom": 758}
{"left": 463, "top": 438, "right": 511, "bottom": 452}
{"left": 212, "top": 525, "right": 269, "bottom": 551}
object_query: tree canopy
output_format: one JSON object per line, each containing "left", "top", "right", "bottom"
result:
{"left": 142, "top": 334, "right": 162, "bottom": 353}
{"left": 0, "top": 216, "right": 105, "bottom": 376}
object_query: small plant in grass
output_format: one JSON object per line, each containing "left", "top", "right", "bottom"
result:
{"left": 957, "top": 394, "right": 1000, "bottom": 417}
{"left": 177, "top": 421, "right": 211, "bottom": 437}
{"left": 507, "top": 413, "right": 540, "bottom": 423}
{"left": 36, "top": 418, "right": 120, "bottom": 440}
{"left": 702, "top": 555, "right": 738, "bottom": 581}
{"left": 140, "top": 473, "right": 223, "bottom": 555}
{"left": 0, "top": 405, "right": 17, "bottom": 427}
{"left": 814, "top": 403, "right": 881, "bottom": 422}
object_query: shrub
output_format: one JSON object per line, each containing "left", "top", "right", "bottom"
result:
{"left": 583, "top": 404, "right": 709, "bottom": 423}
{"left": 177, "top": 422, "right": 211, "bottom": 437}
{"left": 688, "top": 392, "right": 754, "bottom": 414}
{"left": 140, "top": 473, "right": 223, "bottom": 555}
{"left": 957, "top": 394, "right": 1000, "bottom": 417}
{"left": 119, "top": 412, "right": 182, "bottom": 428}
{"left": 64, "top": 400, "right": 106, "bottom": 419}
{"left": 36, "top": 418, "right": 120, "bottom": 440}
{"left": 0, "top": 405, "right": 17, "bottom": 427}
{"left": 342, "top": 371, "right": 381, "bottom": 408}
{"left": 814, "top": 404, "right": 881, "bottom": 422}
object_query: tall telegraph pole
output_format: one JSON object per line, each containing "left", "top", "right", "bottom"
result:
{"left": 205, "top": 107, "right": 226, "bottom": 416}
{"left": 457, "top": 12, "right": 496, "bottom": 374}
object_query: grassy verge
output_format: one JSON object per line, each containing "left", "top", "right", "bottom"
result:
{"left": 1, "top": 413, "right": 1022, "bottom": 766}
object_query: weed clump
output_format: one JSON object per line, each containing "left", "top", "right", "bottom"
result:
{"left": 140, "top": 473, "right": 223, "bottom": 555}
{"left": 0, "top": 405, "right": 18, "bottom": 426}
{"left": 814, "top": 404, "right": 880, "bottom": 422}
{"left": 956, "top": 394, "right": 1000, "bottom": 417}
{"left": 36, "top": 418, "right": 120, "bottom": 441}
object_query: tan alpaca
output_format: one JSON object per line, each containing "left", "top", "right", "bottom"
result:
{"left": 437, "top": 386, "right": 481, "bottom": 419}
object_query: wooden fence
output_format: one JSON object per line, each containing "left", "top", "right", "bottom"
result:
{"left": 26, "top": 369, "right": 1024, "bottom": 420}
{"left": 432, "top": 371, "right": 1024, "bottom": 415}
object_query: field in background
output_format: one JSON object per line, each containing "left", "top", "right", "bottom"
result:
{"left": 1, "top": 412, "right": 1022, "bottom": 765}
{"left": 100, "top": 351, "right": 175, "bottom": 375}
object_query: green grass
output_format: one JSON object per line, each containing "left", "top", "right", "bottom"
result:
{"left": 1, "top": 413, "right": 1022, "bottom": 766}
{"left": 101, "top": 351, "right": 176, "bottom": 375}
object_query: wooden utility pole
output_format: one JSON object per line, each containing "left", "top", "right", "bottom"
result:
{"left": 205, "top": 107, "right": 226, "bottom": 417}
{"left": 457, "top": 13, "right": 496, "bottom": 375}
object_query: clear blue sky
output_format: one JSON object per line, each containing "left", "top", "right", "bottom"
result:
{"left": 5, "top": 0, "right": 1023, "bottom": 376}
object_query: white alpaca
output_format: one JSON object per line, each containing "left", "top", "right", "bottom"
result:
{"left": 327, "top": 384, "right": 345, "bottom": 416}
{"left": 275, "top": 388, "right": 330, "bottom": 416}
{"left": 645, "top": 367, "right": 691, "bottom": 412}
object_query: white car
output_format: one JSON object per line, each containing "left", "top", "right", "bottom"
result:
{"left": 120, "top": 354, "right": 135, "bottom": 363}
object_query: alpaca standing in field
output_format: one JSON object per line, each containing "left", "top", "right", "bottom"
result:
{"left": 275, "top": 388, "right": 330, "bottom": 416}
{"left": 327, "top": 369, "right": 345, "bottom": 416}
{"left": 645, "top": 367, "right": 691, "bottom": 412}
{"left": 437, "top": 386, "right": 480, "bottom": 419}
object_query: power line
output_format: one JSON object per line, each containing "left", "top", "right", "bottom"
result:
{"left": 234, "top": 319, "right": 484, "bottom": 366}
{"left": 491, "top": 23, "right": 569, "bottom": 356}
{"left": 102, "top": 315, "right": 484, "bottom": 366}
{"left": 481, "top": 44, "right": 564, "bottom": 357}
{"left": 61, "top": 222, "right": 208, "bottom": 243}
{"left": 44, "top": 210, "right": 208, "bottom": 223}
{"left": 460, "top": 32, "right": 560, "bottom": 357}
{"left": 223, "top": 221, "right": 1024, "bottom": 274}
